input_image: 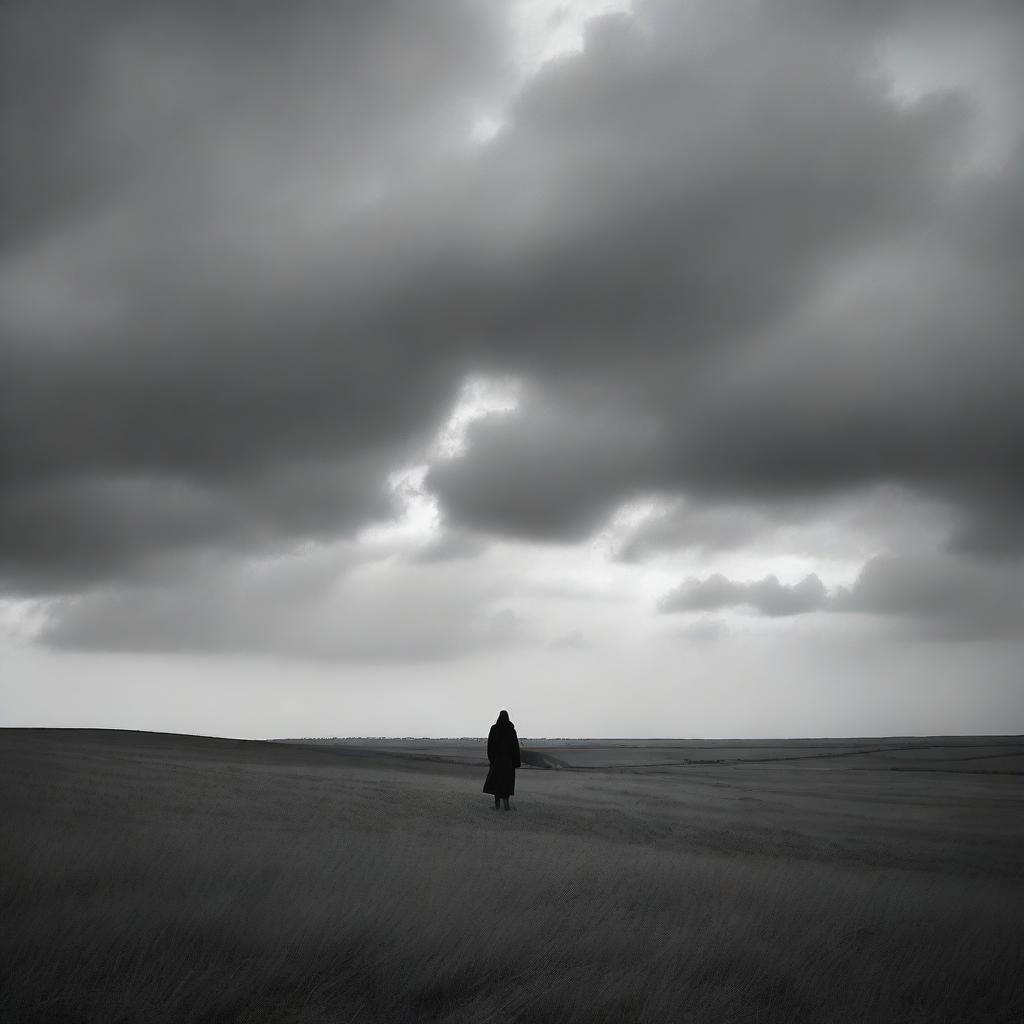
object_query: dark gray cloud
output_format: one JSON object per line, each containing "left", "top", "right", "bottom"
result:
{"left": 0, "top": 456, "right": 393, "bottom": 592}
{"left": 836, "top": 552, "right": 1024, "bottom": 640}
{"left": 659, "top": 551, "right": 1024, "bottom": 640}
{"left": 0, "top": 0, "right": 508, "bottom": 591}
{"left": 427, "top": 397, "right": 657, "bottom": 541}
{"left": 659, "top": 573, "right": 829, "bottom": 618}
{"left": 2, "top": 0, "right": 1023, "bottom": 618}
{"left": 611, "top": 486, "right": 952, "bottom": 564}
{"left": 0, "top": 0, "right": 507, "bottom": 249}
{"left": 615, "top": 501, "right": 779, "bottom": 562}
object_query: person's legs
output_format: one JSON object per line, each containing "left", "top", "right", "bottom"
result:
{"left": 502, "top": 797, "right": 510, "bottom": 810}
{"left": 493, "top": 794, "right": 500, "bottom": 809}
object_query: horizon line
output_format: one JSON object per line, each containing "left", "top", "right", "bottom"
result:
{"left": 4, "top": 726, "right": 1021, "bottom": 742}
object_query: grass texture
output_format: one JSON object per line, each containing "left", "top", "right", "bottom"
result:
{"left": 2, "top": 729, "right": 1021, "bottom": 1023}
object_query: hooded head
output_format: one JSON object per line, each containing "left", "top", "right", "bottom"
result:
{"left": 496, "top": 709, "right": 512, "bottom": 728}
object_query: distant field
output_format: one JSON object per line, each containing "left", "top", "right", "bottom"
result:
{"left": 289, "top": 734, "right": 1024, "bottom": 772}
{"left": 2, "top": 730, "right": 1022, "bottom": 1023}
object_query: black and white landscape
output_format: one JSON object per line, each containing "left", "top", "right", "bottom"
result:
{"left": 3, "top": 729, "right": 1022, "bottom": 1022}
{"left": 2, "top": 0, "right": 1023, "bottom": 1020}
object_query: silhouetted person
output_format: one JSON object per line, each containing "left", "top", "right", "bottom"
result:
{"left": 483, "top": 709, "right": 521, "bottom": 810}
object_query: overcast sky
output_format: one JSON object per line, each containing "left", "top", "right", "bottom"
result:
{"left": 2, "top": 0, "right": 1022, "bottom": 738}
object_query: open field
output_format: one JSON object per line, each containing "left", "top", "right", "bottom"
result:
{"left": 2, "top": 730, "right": 1022, "bottom": 1023}
{"left": 289, "top": 735, "right": 1024, "bottom": 773}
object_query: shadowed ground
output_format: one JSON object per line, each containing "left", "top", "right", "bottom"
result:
{"left": 2, "top": 729, "right": 1022, "bottom": 1023}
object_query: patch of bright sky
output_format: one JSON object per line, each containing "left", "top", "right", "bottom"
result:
{"left": 357, "top": 465, "right": 438, "bottom": 547}
{"left": 511, "top": 0, "right": 632, "bottom": 72}
{"left": 470, "top": 0, "right": 632, "bottom": 144}
{"left": 358, "top": 375, "right": 520, "bottom": 548}
{"left": 434, "top": 374, "right": 522, "bottom": 458}
{"left": 0, "top": 597, "right": 52, "bottom": 645}
{"left": 878, "top": 22, "right": 1017, "bottom": 172}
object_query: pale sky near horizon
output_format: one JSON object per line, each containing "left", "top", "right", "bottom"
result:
{"left": 2, "top": 0, "right": 1022, "bottom": 739}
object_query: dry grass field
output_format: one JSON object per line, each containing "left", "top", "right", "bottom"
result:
{"left": 2, "top": 729, "right": 1022, "bottom": 1023}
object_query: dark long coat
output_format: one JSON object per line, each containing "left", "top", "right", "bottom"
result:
{"left": 483, "top": 720, "right": 521, "bottom": 797}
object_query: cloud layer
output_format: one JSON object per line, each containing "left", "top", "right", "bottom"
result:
{"left": 2, "top": 0, "right": 1022, "bottom": 659}
{"left": 1, "top": 0, "right": 507, "bottom": 589}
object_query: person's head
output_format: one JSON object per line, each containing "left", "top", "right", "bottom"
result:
{"left": 497, "top": 709, "right": 510, "bottom": 725}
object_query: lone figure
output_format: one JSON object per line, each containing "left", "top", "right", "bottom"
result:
{"left": 483, "top": 709, "right": 521, "bottom": 810}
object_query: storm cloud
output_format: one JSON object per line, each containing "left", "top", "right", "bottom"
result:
{"left": 2, "top": 0, "right": 1022, "bottom": 664}
{"left": 1, "top": 0, "right": 508, "bottom": 590}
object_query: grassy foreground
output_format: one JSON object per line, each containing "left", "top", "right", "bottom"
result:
{"left": 2, "top": 729, "right": 1021, "bottom": 1023}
